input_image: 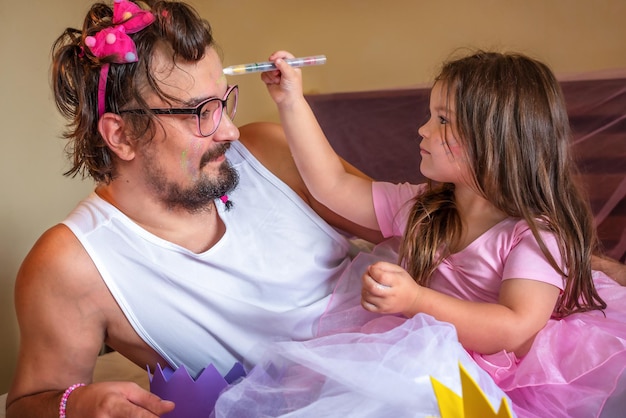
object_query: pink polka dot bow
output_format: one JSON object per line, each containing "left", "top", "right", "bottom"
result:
{"left": 85, "top": 0, "right": 156, "bottom": 64}
{"left": 84, "top": 0, "right": 155, "bottom": 117}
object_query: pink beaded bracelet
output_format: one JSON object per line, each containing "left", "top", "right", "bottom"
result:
{"left": 59, "top": 383, "right": 85, "bottom": 418}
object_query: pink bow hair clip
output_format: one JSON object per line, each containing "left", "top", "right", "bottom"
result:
{"left": 84, "top": 0, "right": 155, "bottom": 116}
{"left": 85, "top": 0, "right": 155, "bottom": 64}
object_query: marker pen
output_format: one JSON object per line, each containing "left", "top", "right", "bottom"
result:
{"left": 223, "top": 55, "right": 327, "bottom": 75}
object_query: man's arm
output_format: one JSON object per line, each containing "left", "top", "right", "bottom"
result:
{"left": 592, "top": 254, "right": 626, "bottom": 286}
{"left": 7, "top": 225, "right": 105, "bottom": 416}
{"left": 6, "top": 225, "right": 173, "bottom": 418}
{"left": 238, "top": 121, "right": 384, "bottom": 244}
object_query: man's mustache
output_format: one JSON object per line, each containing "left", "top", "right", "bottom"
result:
{"left": 200, "top": 143, "right": 231, "bottom": 167}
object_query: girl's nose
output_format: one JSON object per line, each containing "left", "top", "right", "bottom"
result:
{"left": 417, "top": 122, "right": 428, "bottom": 140}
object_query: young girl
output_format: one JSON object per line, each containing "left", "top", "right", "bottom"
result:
{"left": 216, "top": 51, "right": 626, "bottom": 417}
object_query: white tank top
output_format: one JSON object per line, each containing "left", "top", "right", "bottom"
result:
{"left": 62, "top": 140, "right": 352, "bottom": 377}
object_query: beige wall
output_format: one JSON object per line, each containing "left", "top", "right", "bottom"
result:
{"left": 1, "top": 0, "right": 625, "bottom": 394}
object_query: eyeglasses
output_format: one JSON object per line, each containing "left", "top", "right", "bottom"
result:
{"left": 120, "top": 85, "right": 238, "bottom": 137}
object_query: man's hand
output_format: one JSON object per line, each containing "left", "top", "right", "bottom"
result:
{"left": 7, "top": 381, "right": 175, "bottom": 418}
{"left": 68, "top": 381, "right": 175, "bottom": 418}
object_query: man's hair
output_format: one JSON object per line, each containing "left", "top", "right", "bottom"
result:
{"left": 52, "top": 0, "right": 216, "bottom": 183}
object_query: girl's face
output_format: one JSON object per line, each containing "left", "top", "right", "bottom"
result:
{"left": 417, "top": 81, "right": 471, "bottom": 185}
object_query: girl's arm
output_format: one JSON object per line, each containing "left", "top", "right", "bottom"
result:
{"left": 262, "top": 51, "right": 379, "bottom": 231}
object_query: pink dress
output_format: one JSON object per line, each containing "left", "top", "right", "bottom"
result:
{"left": 370, "top": 182, "right": 626, "bottom": 417}
{"left": 214, "top": 182, "right": 626, "bottom": 417}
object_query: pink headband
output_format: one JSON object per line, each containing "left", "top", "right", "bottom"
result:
{"left": 84, "top": 0, "right": 155, "bottom": 117}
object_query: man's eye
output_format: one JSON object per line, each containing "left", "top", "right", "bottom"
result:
{"left": 199, "top": 108, "right": 213, "bottom": 120}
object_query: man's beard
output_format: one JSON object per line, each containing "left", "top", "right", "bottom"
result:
{"left": 144, "top": 143, "right": 240, "bottom": 213}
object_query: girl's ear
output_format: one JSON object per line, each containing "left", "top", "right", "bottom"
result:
{"left": 98, "top": 113, "right": 136, "bottom": 161}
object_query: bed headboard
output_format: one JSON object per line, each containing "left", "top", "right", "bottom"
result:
{"left": 306, "top": 76, "right": 626, "bottom": 262}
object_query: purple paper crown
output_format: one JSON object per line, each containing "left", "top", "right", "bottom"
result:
{"left": 149, "top": 362, "right": 246, "bottom": 418}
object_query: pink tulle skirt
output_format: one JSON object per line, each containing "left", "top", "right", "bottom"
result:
{"left": 471, "top": 271, "right": 626, "bottom": 418}
{"left": 213, "top": 243, "right": 512, "bottom": 417}
{"left": 214, "top": 241, "right": 626, "bottom": 417}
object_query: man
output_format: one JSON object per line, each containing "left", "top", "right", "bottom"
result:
{"left": 8, "top": 1, "right": 626, "bottom": 417}
{"left": 6, "top": 1, "right": 381, "bottom": 417}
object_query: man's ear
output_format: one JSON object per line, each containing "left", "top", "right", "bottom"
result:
{"left": 98, "top": 113, "right": 136, "bottom": 161}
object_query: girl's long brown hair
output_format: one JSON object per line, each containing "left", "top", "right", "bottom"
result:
{"left": 399, "top": 51, "right": 605, "bottom": 317}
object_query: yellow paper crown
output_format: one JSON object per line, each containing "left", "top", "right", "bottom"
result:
{"left": 430, "top": 362, "right": 513, "bottom": 418}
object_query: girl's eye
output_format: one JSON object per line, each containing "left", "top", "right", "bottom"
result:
{"left": 438, "top": 116, "right": 448, "bottom": 125}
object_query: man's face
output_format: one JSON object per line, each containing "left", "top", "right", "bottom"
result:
{"left": 138, "top": 47, "right": 240, "bottom": 213}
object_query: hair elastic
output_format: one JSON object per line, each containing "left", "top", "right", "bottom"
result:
{"left": 220, "top": 195, "right": 233, "bottom": 210}
{"left": 97, "top": 64, "right": 110, "bottom": 118}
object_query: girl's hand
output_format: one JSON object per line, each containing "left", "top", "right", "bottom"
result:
{"left": 361, "top": 261, "right": 422, "bottom": 317}
{"left": 260, "top": 50, "right": 304, "bottom": 107}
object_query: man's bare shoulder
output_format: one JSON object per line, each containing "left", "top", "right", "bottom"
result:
{"left": 238, "top": 121, "right": 286, "bottom": 147}
{"left": 238, "top": 122, "right": 295, "bottom": 172}
{"left": 15, "top": 223, "right": 105, "bottom": 316}
{"left": 237, "top": 122, "right": 308, "bottom": 198}
{"left": 18, "top": 224, "right": 90, "bottom": 282}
